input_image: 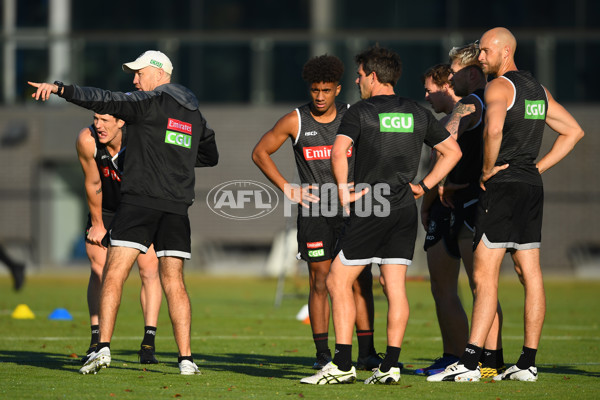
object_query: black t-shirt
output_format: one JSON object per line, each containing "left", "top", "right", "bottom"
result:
{"left": 338, "top": 95, "right": 450, "bottom": 210}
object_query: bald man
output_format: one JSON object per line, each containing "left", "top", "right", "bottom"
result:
{"left": 428, "top": 27, "right": 584, "bottom": 383}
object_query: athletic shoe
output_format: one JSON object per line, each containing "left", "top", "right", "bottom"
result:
{"left": 81, "top": 346, "right": 97, "bottom": 364}
{"left": 179, "top": 360, "right": 201, "bottom": 375}
{"left": 312, "top": 351, "right": 332, "bottom": 370}
{"left": 480, "top": 363, "right": 506, "bottom": 378}
{"left": 79, "top": 347, "right": 111, "bottom": 375}
{"left": 138, "top": 345, "right": 159, "bottom": 364}
{"left": 415, "top": 355, "right": 460, "bottom": 376}
{"left": 492, "top": 365, "right": 538, "bottom": 382}
{"left": 364, "top": 367, "right": 401, "bottom": 384}
{"left": 300, "top": 362, "right": 356, "bottom": 384}
{"left": 426, "top": 362, "right": 480, "bottom": 382}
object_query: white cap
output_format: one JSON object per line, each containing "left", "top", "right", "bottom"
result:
{"left": 122, "top": 50, "right": 173, "bottom": 75}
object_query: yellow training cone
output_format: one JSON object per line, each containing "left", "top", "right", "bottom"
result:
{"left": 11, "top": 304, "right": 35, "bottom": 319}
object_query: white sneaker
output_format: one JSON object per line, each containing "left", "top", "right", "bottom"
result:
{"left": 493, "top": 365, "right": 538, "bottom": 382}
{"left": 179, "top": 360, "right": 201, "bottom": 375}
{"left": 364, "top": 366, "right": 401, "bottom": 384}
{"left": 79, "top": 347, "right": 111, "bottom": 375}
{"left": 426, "top": 362, "right": 480, "bottom": 382}
{"left": 300, "top": 361, "right": 356, "bottom": 384}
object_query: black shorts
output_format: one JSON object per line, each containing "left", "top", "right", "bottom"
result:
{"left": 297, "top": 214, "right": 345, "bottom": 263}
{"left": 339, "top": 204, "right": 417, "bottom": 266}
{"left": 110, "top": 203, "right": 191, "bottom": 259}
{"left": 424, "top": 198, "right": 477, "bottom": 258}
{"left": 85, "top": 211, "right": 115, "bottom": 247}
{"left": 473, "top": 182, "right": 543, "bottom": 251}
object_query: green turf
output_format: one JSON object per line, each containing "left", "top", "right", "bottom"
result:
{"left": 1, "top": 271, "right": 599, "bottom": 399}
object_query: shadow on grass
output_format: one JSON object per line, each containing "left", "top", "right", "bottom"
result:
{"left": 117, "top": 350, "right": 315, "bottom": 380}
{"left": 7, "top": 348, "right": 596, "bottom": 381}
{"left": 539, "top": 365, "right": 600, "bottom": 378}
{"left": 0, "top": 350, "right": 83, "bottom": 372}
{"left": 0, "top": 349, "right": 187, "bottom": 374}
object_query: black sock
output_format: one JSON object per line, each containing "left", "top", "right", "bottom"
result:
{"left": 96, "top": 342, "right": 110, "bottom": 351}
{"left": 379, "top": 346, "right": 400, "bottom": 372}
{"left": 481, "top": 348, "right": 505, "bottom": 368}
{"left": 313, "top": 332, "right": 329, "bottom": 355}
{"left": 459, "top": 343, "right": 483, "bottom": 370}
{"left": 516, "top": 346, "right": 537, "bottom": 369}
{"left": 141, "top": 326, "right": 157, "bottom": 348}
{"left": 178, "top": 355, "right": 194, "bottom": 363}
{"left": 332, "top": 344, "right": 352, "bottom": 372}
{"left": 89, "top": 325, "right": 100, "bottom": 348}
{"left": 356, "top": 329, "right": 375, "bottom": 358}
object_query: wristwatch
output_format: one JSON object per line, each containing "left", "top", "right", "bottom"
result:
{"left": 418, "top": 179, "right": 431, "bottom": 194}
{"left": 53, "top": 81, "right": 64, "bottom": 96}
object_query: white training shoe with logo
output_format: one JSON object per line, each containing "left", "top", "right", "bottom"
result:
{"left": 426, "top": 362, "right": 481, "bottom": 382}
{"left": 493, "top": 365, "right": 538, "bottom": 382}
{"left": 79, "top": 347, "right": 111, "bottom": 375}
{"left": 364, "top": 366, "right": 401, "bottom": 384}
{"left": 179, "top": 360, "right": 201, "bottom": 375}
{"left": 300, "top": 361, "right": 356, "bottom": 384}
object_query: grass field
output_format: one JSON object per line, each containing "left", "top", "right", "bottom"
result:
{"left": 1, "top": 270, "right": 599, "bottom": 399}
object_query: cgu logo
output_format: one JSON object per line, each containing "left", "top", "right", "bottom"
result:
{"left": 524, "top": 100, "right": 546, "bottom": 120}
{"left": 206, "top": 180, "right": 279, "bottom": 220}
{"left": 379, "top": 113, "right": 414, "bottom": 132}
{"left": 165, "top": 131, "right": 192, "bottom": 149}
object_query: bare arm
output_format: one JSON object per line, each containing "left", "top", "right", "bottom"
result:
{"left": 251, "top": 111, "right": 318, "bottom": 208}
{"left": 480, "top": 78, "right": 511, "bottom": 190}
{"left": 444, "top": 100, "right": 478, "bottom": 139}
{"left": 536, "top": 88, "right": 584, "bottom": 174}
{"left": 411, "top": 136, "right": 462, "bottom": 199}
{"left": 76, "top": 127, "right": 106, "bottom": 248}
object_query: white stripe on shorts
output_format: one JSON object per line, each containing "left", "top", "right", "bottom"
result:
{"left": 482, "top": 233, "right": 540, "bottom": 250}
{"left": 339, "top": 250, "right": 412, "bottom": 266}
{"left": 156, "top": 250, "right": 191, "bottom": 260}
{"left": 109, "top": 237, "right": 149, "bottom": 253}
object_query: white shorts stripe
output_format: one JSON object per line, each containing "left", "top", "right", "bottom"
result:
{"left": 339, "top": 250, "right": 411, "bottom": 266}
{"left": 482, "top": 233, "right": 541, "bottom": 250}
{"left": 109, "top": 238, "right": 148, "bottom": 253}
{"left": 155, "top": 250, "right": 191, "bottom": 259}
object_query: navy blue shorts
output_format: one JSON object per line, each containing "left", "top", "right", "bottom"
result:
{"left": 424, "top": 198, "right": 477, "bottom": 258}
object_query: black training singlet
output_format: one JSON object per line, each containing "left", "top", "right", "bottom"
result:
{"left": 91, "top": 124, "right": 125, "bottom": 212}
{"left": 448, "top": 88, "right": 485, "bottom": 201}
{"left": 338, "top": 95, "right": 450, "bottom": 210}
{"left": 490, "top": 70, "right": 547, "bottom": 186}
{"left": 293, "top": 102, "right": 353, "bottom": 203}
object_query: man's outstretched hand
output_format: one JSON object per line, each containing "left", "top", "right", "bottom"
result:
{"left": 28, "top": 81, "right": 58, "bottom": 101}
